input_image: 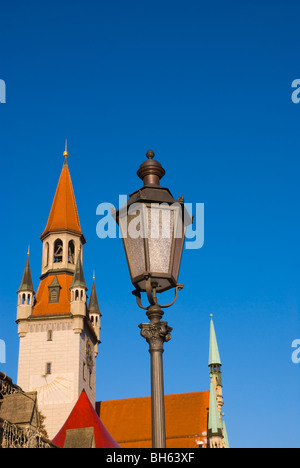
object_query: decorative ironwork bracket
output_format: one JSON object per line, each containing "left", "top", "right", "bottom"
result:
{"left": 132, "top": 278, "right": 184, "bottom": 310}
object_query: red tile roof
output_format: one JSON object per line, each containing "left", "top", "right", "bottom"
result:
{"left": 31, "top": 274, "right": 73, "bottom": 317}
{"left": 97, "top": 391, "right": 209, "bottom": 448}
{"left": 52, "top": 391, "right": 120, "bottom": 448}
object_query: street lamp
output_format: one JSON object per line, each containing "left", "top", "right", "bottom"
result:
{"left": 114, "top": 149, "right": 192, "bottom": 448}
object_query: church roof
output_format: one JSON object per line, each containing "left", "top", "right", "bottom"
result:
{"left": 40, "top": 161, "right": 85, "bottom": 243}
{"left": 52, "top": 390, "right": 120, "bottom": 448}
{"left": 97, "top": 391, "right": 210, "bottom": 448}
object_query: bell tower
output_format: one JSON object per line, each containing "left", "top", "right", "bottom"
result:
{"left": 40, "top": 143, "right": 85, "bottom": 279}
{"left": 16, "top": 145, "right": 101, "bottom": 440}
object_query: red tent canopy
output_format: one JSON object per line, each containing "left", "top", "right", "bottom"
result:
{"left": 52, "top": 391, "right": 120, "bottom": 448}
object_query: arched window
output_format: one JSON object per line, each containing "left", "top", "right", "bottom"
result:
{"left": 44, "top": 242, "right": 49, "bottom": 267}
{"left": 75, "top": 290, "right": 79, "bottom": 301}
{"left": 22, "top": 294, "right": 26, "bottom": 305}
{"left": 68, "top": 240, "right": 75, "bottom": 264}
{"left": 53, "top": 239, "right": 63, "bottom": 263}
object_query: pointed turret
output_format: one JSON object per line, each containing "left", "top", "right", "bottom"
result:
{"left": 89, "top": 279, "right": 101, "bottom": 317}
{"left": 70, "top": 252, "right": 87, "bottom": 334}
{"left": 17, "top": 253, "right": 35, "bottom": 295}
{"left": 88, "top": 275, "right": 101, "bottom": 352}
{"left": 208, "top": 315, "right": 223, "bottom": 418}
{"left": 207, "top": 377, "right": 225, "bottom": 448}
{"left": 17, "top": 252, "right": 35, "bottom": 337}
{"left": 70, "top": 251, "right": 87, "bottom": 290}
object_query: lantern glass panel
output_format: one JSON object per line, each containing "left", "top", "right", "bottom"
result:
{"left": 119, "top": 208, "right": 146, "bottom": 281}
{"left": 146, "top": 204, "right": 175, "bottom": 275}
{"left": 172, "top": 222, "right": 186, "bottom": 283}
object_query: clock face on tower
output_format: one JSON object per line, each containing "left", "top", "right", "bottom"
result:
{"left": 85, "top": 339, "right": 93, "bottom": 369}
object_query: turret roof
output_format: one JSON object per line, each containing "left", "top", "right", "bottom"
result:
{"left": 17, "top": 255, "right": 35, "bottom": 294}
{"left": 88, "top": 280, "right": 101, "bottom": 316}
{"left": 70, "top": 253, "right": 87, "bottom": 290}
{"left": 208, "top": 315, "right": 221, "bottom": 366}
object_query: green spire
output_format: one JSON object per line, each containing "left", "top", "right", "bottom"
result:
{"left": 222, "top": 414, "right": 230, "bottom": 448}
{"left": 208, "top": 377, "right": 222, "bottom": 435}
{"left": 208, "top": 314, "right": 221, "bottom": 366}
{"left": 88, "top": 280, "right": 101, "bottom": 316}
{"left": 18, "top": 254, "right": 35, "bottom": 294}
{"left": 70, "top": 252, "right": 87, "bottom": 290}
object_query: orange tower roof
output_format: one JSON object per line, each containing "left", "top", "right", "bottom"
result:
{"left": 40, "top": 161, "right": 85, "bottom": 242}
{"left": 31, "top": 274, "right": 73, "bottom": 317}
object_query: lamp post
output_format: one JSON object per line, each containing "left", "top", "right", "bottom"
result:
{"left": 114, "top": 150, "right": 192, "bottom": 448}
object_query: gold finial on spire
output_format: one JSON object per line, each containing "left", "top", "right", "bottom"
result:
{"left": 63, "top": 139, "right": 69, "bottom": 159}
{"left": 93, "top": 270, "right": 95, "bottom": 281}
{"left": 27, "top": 245, "right": 30, "bottom": 256}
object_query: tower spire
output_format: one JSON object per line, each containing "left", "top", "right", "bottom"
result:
{"left": 88, "top": 276, "right": 102, "bottom": 350}
{"left": 18, "top": 253, "right": 35, "bottom": 294}
{"left": 63, "top": 139, "right": 69, "bottom": 166}
{"left": 89, "top": 277, "right": 101, "bottom": 317}
{"left": 70, "top": 252, "right": 87, "bottom": 290}
{"left": 208, "top": 314, "right": 221, "bottom": 366}
{"left": 40, "top": 147, "right": 85, "bottom": 242}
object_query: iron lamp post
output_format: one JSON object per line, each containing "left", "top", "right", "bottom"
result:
{"left": 114, "top": 150, "right": 191, "bottom": 448}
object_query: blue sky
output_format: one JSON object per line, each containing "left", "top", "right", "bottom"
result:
{"left": 0, "top": 0, "right": 300, "bottom": 448}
